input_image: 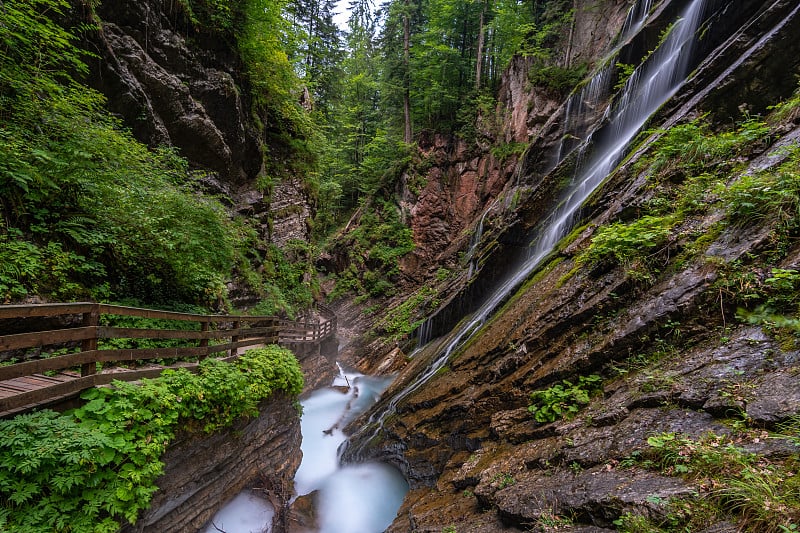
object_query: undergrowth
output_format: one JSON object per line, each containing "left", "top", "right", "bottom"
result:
{"left": 0, "top": 346, "right": 302, "bottom": 532}
{"left": 377, "top": 285, "right": 439, "bottom": 342}
{"left": 328, "top": 197, "right": 415, "bottom": 301}
{"left": 616, "top": 428, "right": 800, "bottom": 532}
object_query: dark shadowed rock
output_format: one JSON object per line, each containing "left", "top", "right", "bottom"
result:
{"left": 489, "top": 467, "right": 694, "bottom": 529}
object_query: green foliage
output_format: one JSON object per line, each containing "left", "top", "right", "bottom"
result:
{"left": 528, "top": 374, "right": 603, "bottom": 423}
{"left": 529, "top": 63, "right": 588, "bottom": 95}
{"left": 176, "top": 0, "right": 236, "bottom": 34}
{"left": 580, "top": 215, "right": 675, "bottom": 281}
{"left": 490, "top": 141, "right": 528, "bottom": 162}
{"left": 0, "top": 231, "right": 109, "bottom": 302}
{"left": 639, "top": 117, "right": 770, "bottom": 181}
{"left": 377, "top": 285, "right": 438, "bottom": 341}
{"left": 722, "top": 146, "right": 800, "bottom": 227}
{"left": 0, "top": 0, "right": 243, "bottom": 306}
{"left": 614, "top": 62, "right": 636, "bottom": 93}
{"left": 641, "top": 430, "right": 800, "bottom": 532}
{"left": 249, "top": 241, "right": 316, "bottom": 319}
{"left": 0, "top": 346, "right": 302, "bottom": 532}
{"left": 329, "top": 198, "right": 415, "bottom": 300}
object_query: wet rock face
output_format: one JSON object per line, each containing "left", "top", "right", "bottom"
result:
{"left": 85, "top": 0, "right": 313, "bottom": 292}
{"left": 89, "top": 1, "right": 261, "bottom": 185}
{"left": 120, "top": 394, "right": 301, "bottom": 533}
{"left": 364, "top": 0, "right": 635, "bottom": 338}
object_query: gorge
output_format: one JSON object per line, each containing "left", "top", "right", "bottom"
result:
{"left": 1, "top": 0, "right": 800, "bottom": 532}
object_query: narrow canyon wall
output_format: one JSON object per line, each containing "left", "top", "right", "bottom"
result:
{"left": 121, "top": 394, "right": 301, "bottom": 533}
{"left": 86, "top": 0, "right": 311, "bottom": 249}
{"left": 396, "top": 0, "right": 635, "bottom": 285}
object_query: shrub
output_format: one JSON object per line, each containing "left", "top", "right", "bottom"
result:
{"left": 642, "top": 430, "right": 800, "bottom": 532}
{"left": 528, "top": 374, "right": 603, "bottom": 423}
{"left": 579, "top": 215, "right": 675, "bottom": 283}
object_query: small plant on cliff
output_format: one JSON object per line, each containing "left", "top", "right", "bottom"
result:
{"left": 0, "top": 346, "right": 302, "bottom": 532}
{"left": 578, "top": 215, "right": 675, "bottom": 283}
{"left": 528, "top": 374, "right": 603, "bottom": 423}
{"left": 377, "top": 285, "right": 438, "bottom": 342}
{"left": 641, "top": 430, "right": 800, "bottom": 532}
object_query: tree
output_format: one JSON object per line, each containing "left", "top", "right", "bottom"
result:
{"left": 286, "top": 0, "right": 344, "bottom": 116}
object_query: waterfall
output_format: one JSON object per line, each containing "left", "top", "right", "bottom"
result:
{"left": 466, "top": 213, "right": 486, "bottom": 280}
{"left": 556, "top": 64, "right": 614, "bottom": 163}
{"left": 351, "top": 0, "right": 708, "bottom": 452}
{"left": 557, "top": 0, "right": 659, "bottom": 164}
{"left": 466, "top": 203, "right": 495, "bottom": 280}
{"left": 620, "top": 0, "right": 655, "bottom": 42}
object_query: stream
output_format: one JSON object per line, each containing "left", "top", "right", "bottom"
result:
{"left": 203, "top": 366, "right": 407, "bottom": 533}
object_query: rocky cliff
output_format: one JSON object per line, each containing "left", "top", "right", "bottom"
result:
{"left": 334, "top": 0, "right": 635, "bottom": 364}
{"left": 344, "top": 0, "right": 800, "bottom": 530}
{"left": 86, "top": 0, "right": 312, "bottom": 252}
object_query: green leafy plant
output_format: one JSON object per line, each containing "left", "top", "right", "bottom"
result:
{"left": 377, "top": 285, "right": 438, "bottom": 341}
{"left": 580, "top": 215, "right": 675, "bottom": 271}
{"left": 723, "top": 155, "right": 800, "bottom": 227}
{"left": 528, "top": 374, "right": 603, "bottom": 423}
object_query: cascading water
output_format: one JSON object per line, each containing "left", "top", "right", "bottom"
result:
{"left": 466, "top": 209, "right": 488, "bottom": 280}
{"left": 203, "top": 366, "right": 408, "bottom": 533}
{"left": 351, "top": 0, "right": 708, "bottom": 449}
{"left": 293, "top": 366, "right": 408, "bottom": 533}
{"left": 620, "top": 0, "right": 655, "bottom": 42}
{"left": 556, "top": 65, "right": 614, "bottom": 163}
{"left": 557, "top": 0, "right": 660, "bottom": 164}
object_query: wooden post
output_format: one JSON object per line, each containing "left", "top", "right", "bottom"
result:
{"left": 199, "top": 321, "right": 209, "bottom": 360}
{"left": 81, "top": 305, "right": 99, "bottom": 376}
{"left": 267, "top": 318, "right": 277, "bottom": 345}
{"left": 230, "top": 321, "right": 240, "bottom": 357}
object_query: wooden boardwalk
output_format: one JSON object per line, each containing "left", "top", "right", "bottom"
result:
{"left": 0, "top": 302, "right": 336, "bottom": 417}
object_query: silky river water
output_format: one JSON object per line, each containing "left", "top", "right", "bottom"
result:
{"left": 203, "top": 366, "right": 407, "bottom": 533}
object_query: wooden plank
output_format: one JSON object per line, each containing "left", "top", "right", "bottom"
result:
{"left": 0, "top": 351, "right": 97, "bottom": 381}
{"left": 0, "top": 327, "right": 97, "bottom": 351}
{"left": 0, "top": 376, "right": 92, "bottom": 413}
{"left": 0, "top": 381, "right": 30, "bottom": 393}
{"left": 96, "top": 325, "right": 279, "bottom": 341}
{"left": 10, "top": 378, "right": 42, "bottom": 391}
{"left": 98, "top": 304, "right": 279, "bottom": 324}
{"left": 30, "top": 373, "right": 72, "bottom": 384}
{"left": 0, "top": 302, "right": 95, "bottom": 319}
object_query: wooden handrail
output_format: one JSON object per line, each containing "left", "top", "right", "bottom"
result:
{"left": 0, "top": 302, "right": 336, "bottom": 415}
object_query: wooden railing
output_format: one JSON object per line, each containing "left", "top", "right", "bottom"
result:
{"left": 0, "top": 302, "right": 336, "bottom": 415}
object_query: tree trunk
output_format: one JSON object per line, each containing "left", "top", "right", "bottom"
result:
{"left": 565, "top": 0, "right": 577, "bottom": 68}
{"left": 475, "top": 2, "right": 485, "bottom": 90}
{"left": 403, "top": 0, "right": 413, "bottom": 143}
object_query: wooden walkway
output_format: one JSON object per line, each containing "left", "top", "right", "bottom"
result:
{"left": 0, "top": 302, "right": 336, "bottom": 417}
